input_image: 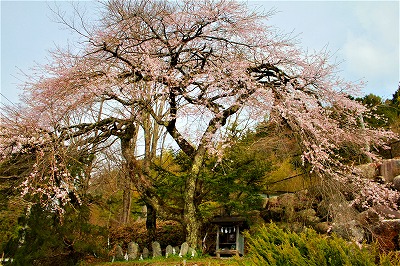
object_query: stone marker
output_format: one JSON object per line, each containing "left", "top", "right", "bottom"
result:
{"left": 152, "top": 241, "right": 162, "bottom": 258}
{"left": 115, "top": 245, "right": 124, "bottom": 261}
{"left": 127, "top": 242, "right": 139, "bottom": 260}
{"left": 165, "top": 245, "right": 173, "bottom": 258}
{"left": 142, "top": 247, "right": 149, "bottom": 259}
{"left": 180, "top": 242, "right": 189, "bottom": 257}
{"left": 174, "top": 246, "right": 180, "bottom": 255}
{"left": 188, "top": 247, "right": 197, "bottom": 257}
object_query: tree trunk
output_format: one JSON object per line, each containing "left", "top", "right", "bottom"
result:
{"left": 119, "top": 122, "right": 137, "bottom": 225}
{"left": 183, "top": 175, "right": 201, "bottom": 248}
{"left": 146, "top": 202, "right": 157, "bottom": 245}
{"left": 121, "top": 183, "right": 132, "bottom": 224}
{"left": 183, "top": 153, "right": 204, "bottom": 248}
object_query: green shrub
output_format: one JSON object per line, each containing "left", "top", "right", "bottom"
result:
{"left": 3, "top": 201, "right": 108, "bottom": 266}
{"left": 243, "top": 223, "right": 383, "bottom": 266}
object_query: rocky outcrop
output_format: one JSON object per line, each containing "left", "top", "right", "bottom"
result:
{"left": 354, "top": 158, "right": 400, "bottom": 184}
{"left": 260, "top": 159, "right": 400, "bottom": 251}
{"left": 261, "top": 188, "right": 400, "bottom": 250}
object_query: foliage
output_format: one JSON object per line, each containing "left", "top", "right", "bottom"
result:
{"left": 242, "top": 223, "right": 399, "bottom": 266}
{"left": 356, "top": 94, "right": 399, "bottom": 129}
{"left": 3, "top": 200, "right": 108, "bottom": 266}
{"left": 109, "top": 220, "right": 185, "bottom": 251}
{"left": 84, "top": 256, "right": 234, "bottom": 266}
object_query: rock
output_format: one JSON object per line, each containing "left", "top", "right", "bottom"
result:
{"left": 380, "top": 159, "right": 400, "bottom": 182}
{"left": 357, "top": 209, "right": 380, "bottom": 227}
{"left": 297, "top": 208, "right": 319, "bottom": 225}
{"left": 142, "top": 247, "right": 149, "bottom": 259}
{"left": 373, "top": 219, "right": 400, "bottom": 251}
{"left": 278, "top": 193, "right": 296, "bottom": 207}
{"left": 316, "top": 200, "right": 330, "bottom": 219}
{"left": 261, "top": 206, "right": 284, "bottom": 222}
{"left": 180, "top": 242, "right": 189, "bottom": 257}
{"left": 393, "top": 175, "right": 400, "bottom": 190}
{"left": 374, "top": 175, "right": 386, "bottom": 184}
{"left": 127, "top": 242, "right": 139, "bottom": 260}
{"left": 374, "top": 205, "right": 400, "bottom": 219}
{"left": 278, "top": 193, "right": 296, "bottom": 220}
{"left": 152, "top": 241, "right": 162, "bottom": 258}
{"left": 289, "top": 222, "right": 305, "bottom": 234}
{"left": 314, "top": 222, "right": 331, "bottom": 234}
{"left": 165, "top": 245, "right": 173, "bottom": 258}
{"left": 264, "top": 196, "right": 279, "bottom": 208}
{"left": 332, "top": 220, "right": 364, "bottom": 243}
{"left": 354, "top": 163, "right": 378, "bottom": 179}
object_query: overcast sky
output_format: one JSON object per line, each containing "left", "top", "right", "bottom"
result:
{"left": 1, "top": 0, "right": 399, "bottom": 107}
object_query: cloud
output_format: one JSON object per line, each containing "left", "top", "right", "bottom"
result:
{"left": 355, "top": 3, "right": 398, "bottom": 45}
{"left": 344, "top": 33, "right": 396, "bottom": 78}
{"left": 343, "top": 2, "right": 399, "bottom": 82}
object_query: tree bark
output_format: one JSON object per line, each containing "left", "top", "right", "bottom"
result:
{"left": 119, "top": 122, "right": 138, "bottom": 225}
{"left": 145, "top": 202, "right": 157, "bottom": 245}
{"left": 121, "top": 183, "right": 132, "bottom": 224}
{"left": 183, "top": 173, "right": 202, "bottom": 248}
{"left": 183, "top": 150, "right": 205, "bottom": 248}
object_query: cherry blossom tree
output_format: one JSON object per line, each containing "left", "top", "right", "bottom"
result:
{"left": 1, "top": 0, "right": 397, "bottom": 248}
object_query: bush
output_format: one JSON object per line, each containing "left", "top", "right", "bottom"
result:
{"left": 109, "top": 220, "right": 185, "bottom": 250}
{"left": 242, "top": 223, "right": 398, "bottom": 266}
{"left": 3, "top": 202, "right": 108, "bottom": 266}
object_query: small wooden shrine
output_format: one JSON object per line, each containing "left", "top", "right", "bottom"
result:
{"left": 211, "top": 216, "right": 248, "bottom": 257}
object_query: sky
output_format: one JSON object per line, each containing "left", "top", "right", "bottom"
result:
{"left": 1, "top": 0, "right": 399, "bottom": 107}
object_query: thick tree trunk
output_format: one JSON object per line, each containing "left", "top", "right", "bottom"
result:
{"left": 145, "top": 202, "right": 157, "bottom": 245}
{"left": 119, "top": 122, "right": 137, "bottom": 225}
{"left": 183, "top": 175, "right": 201, "bottom": 248}
{"left": 183, "top": 153, "right": 204, "bottom": 248}
{"left": 121, "top": 184, "right": 132, "bottom": 224}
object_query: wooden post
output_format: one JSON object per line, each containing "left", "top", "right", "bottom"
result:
{"left": 235, "top": 225, "right": 240, "bottom": 256}
{"left": 216, "top": 226, "right": 220, "bottom": 258}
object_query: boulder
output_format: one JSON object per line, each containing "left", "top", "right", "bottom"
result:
{"left": 297, "top": 208, "right": 319, "bottom": 225}
{"left": 393, "top": 175, "right": 400, "bottom": 191}
{"left": 316, "top": 200, "right": 330, "bottom": 219}
{"left": 314, "top": 222, "right": 331, "bottom": 234}
{"left": 331, "top": 220, "right": 364, "bottom": 243}
{"left": 373, "top": 219, "right": 400, "bottom": 251}
{"left": 380, "top": 159, "right": 400, "bottom": 182}
{"left": 354, "top": 163, "right": 378, "bottom": 180}
{"left": 188, "top": 247, "right": 197, "bottom": 257}
{"left": 374, "top": 205, "right": 400, "bottom": 219}
{"left": 357, "top": 209, "right": 380, "bottom": 227}
{"left": 261, "top": 206, "right": 284, "bottom": 222}
{"left": 278, "top": 193, "right": 296, "bottom": 220}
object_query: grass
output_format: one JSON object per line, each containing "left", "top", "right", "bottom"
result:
{"left": 81, "top": 256, "right": 243, "bottom": 266}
